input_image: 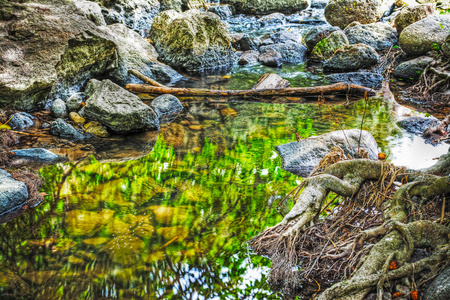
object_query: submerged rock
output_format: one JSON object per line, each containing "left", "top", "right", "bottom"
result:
{"left": 276, "top": 129, "right": 379, "bottom": 177}
{"left": 325, "top": 72, "right": 384, "bottom": 90}
{"left": 323, "top": 44, "right": 379, "bottom": 72}
{"left": 64, "top": 209, "right": 114, "bottom": 237}
{"left": 50, "top": 119, "right": 87, "bottom": 140}
{"left": 310, "top": 30, "right": 349, "bottom": 62}
{"left": 0, "top": 170, "right": 28, "bottom": 217}
{"left": 150, "top": 94, "right": 183, "bottom": 124}
{"left": 394, "top": 56, "right": 434, "bottom": 80}
{"left": 394, "top": 4, "right": 435, "bottom": 35}
{"left": 344, "top": 22, "right": 398, "bottom": 51}
{"left": 399, "top": 15, "right": 450, "bottom": 56}
{"left": 82, "top": 79, "right": 159, "bottom": 133}
{"left": 11, "top": 148, "right": 59, "bottom": 162}
{"left": 222, "top": 0, "right": 310, "bottom": 14}
{"left": 8, "top": 112, "right": 34, "bottom": 131}
{"left": 149, "top": 9, "right": 237, "bottom": 74}
{"left": 325, "top": 0, "right": 392, "bottom": 29}
{"left": 0, "top": 1, "right": 117, "bottom": 110}
{"left": 101, "top": 235, "right": 145, "bottom": 266}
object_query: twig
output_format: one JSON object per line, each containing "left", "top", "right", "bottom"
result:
{"left": 128, "top": 69, "right": 166, "bottom": 87}
{"left": 441, "top": 196, "right": 446, "bottom": 224}
{"left": 358, "top": 92, "right": 369, "bottom": 153}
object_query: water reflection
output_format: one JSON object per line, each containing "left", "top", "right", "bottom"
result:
{"left": 0, "top": 98, "right": 443, "bottom": 299}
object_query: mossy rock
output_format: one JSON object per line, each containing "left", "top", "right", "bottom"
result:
{"left": 147, "top": 205, "right": 191, "bottom": 225}
{"left": 133, "top": 224, "right": 155, "bottom": 239}
{"left": 157, "top": 225, "right": 189, "bottom": 241}
{"left": 100, "top": 235, "right": 145, "bottom": 266}
{"left": 100, "top": 217, "right": 132, "bottom": 236}
{"left": 64, "top": 209, "right": 114, "bottom": 237}
{"left": 310, "top": 30, "right": 349, "bottom": 62}
{"left": 83, "top": 237, "right": 111, "bottom": 246}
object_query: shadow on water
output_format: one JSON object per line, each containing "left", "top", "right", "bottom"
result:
{"left": 1, "top": 94, "right": 448, "bottom": 299}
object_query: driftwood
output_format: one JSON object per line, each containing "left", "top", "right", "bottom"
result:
{"left": 126, "top": 70, "right": 376, "bottom": 99}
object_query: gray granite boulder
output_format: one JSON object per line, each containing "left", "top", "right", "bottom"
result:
{"left": 344, "top": 22, "right": 398, "bottom": 51}
{"left": 276, "top": 129, "right": 379, "bottom": 177}
{"left": 150, "top": 94, "right": 183, "bottom": 124}
{"left": 394, "top": 4, "right": 435, "bottom": 35}
{"left": 325, "top": 0, "right": 393, "bottom": 29}
{"left": 149, "top": 9, "right": 237, "bottom": 74}
{"left": 0, "top": 170, "right": 28, "bottom": 217}
{"left": 323, "top": 44, "right": 380, "bottom": 71}
{"left": 270, "top": 31, "right": 302, "bottom": 44}
{"left": 83, "top": 79, "right": 159, "bottom": 133}
{"left": 399, "top": 15, "right": 450, "bottom": 56}
{"left": 425, "top": 266, "right": 450, "bottom": 300}
{"left": 8, "top": 112, "right": 34, "bottom": 131}
{"left": 230, "top": 33, "right": 258, "bottom": 51}
{"left": 238, "top": 50, "right": 260, "bottom": 66}
{"left": 260, "top": 41, "right": 308, "bottom": 64}
{"left": 103, "top": 23, "right": 182, "bottom": 84}
{"left": 208, "top": 4, "right": 233, "bottom": 20}
{"left": 394, "top": 56, "right": 434, "bottom": 80}
{"left": 222, "top": 0, "right": 310, "bottom": 14}
{"left": 258, "top": 48, "right": 283, "bottom": 67}
{"left": 12, "top": 149, "right": 59, "bottom": 162}
{"left": 50, "top": 118, "right": 87, "bottom": 140}
{"left": 74, "top": 0, "right": 107, "bottom": 26}
{"left": 304, "top": 24, "right": 341, "bottom": 52}
{"left": 325, "top": 72, "right": 384, "bottom": 90}
{"left": 310, "top": 30, "right": 349, "bottom": 62}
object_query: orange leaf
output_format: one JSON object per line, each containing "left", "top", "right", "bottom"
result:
{"left": 410, "top": 290, "right": 419, "bottom": 300}
{"left": 393, "top": 292, "right": 403, "bottom": 298}
{"left": 389, "top": 260, "right": 398, "bottom": 270}
{"left": 378, "top": 153, "right": 386, "bottom": 160}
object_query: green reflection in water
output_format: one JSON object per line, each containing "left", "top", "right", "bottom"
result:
{"left": 0, "top": 98, "right": 400, "bottom": 299}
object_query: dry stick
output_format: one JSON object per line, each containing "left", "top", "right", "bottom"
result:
{"left": 128, "top": 69, "right": 166, "bottom": 87}
{"left": 441, "top": 196, "right": 446, "bottom": 224}
{"left": 9, "top": 130, "right": 53, "bottom": 138}
{"left": 126, "top": 82, "right": 376, "bottom": 98}
{"left": 357, "top": 92, "right": 369, "bottom": 154}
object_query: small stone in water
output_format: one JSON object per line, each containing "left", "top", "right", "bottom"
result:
{"left": 69, "top": 112, "right": 85, "bottom": 124}
{"left": 84, "top": 121, "right": 109, "bottom": 138}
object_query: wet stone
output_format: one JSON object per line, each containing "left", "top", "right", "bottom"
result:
{"left": 12, "top": 148, "right": 59, "bottom": 162}
{"left": 101, "top": 235, "right": 145, "bottom": 266}
{"left": 397, "top": 116, "right": 440, "bottom": 135}
{"left": 69, "top": 112, "right": 85, "bottom": 124}
{"left": 150, "top": 94, "right": 183, "bottom": 124}
{"left": 66, "top": 93, "right": 86, "bottom": 112}
{"left": 50, "top": 118, "right": 87, "bottom": 140}
{"left": 258, "top": 47, "right": 283, "bottom": 67}
{"left": 0, "top": 170, "right": 28, "bottom": 216}
{"left": 8, "top": 112, "right": 34, "bottom": 131}
{"left": 238, "top": 50, "right": 260, "bottom": 66}
{"left": 325, "top": 72, "right": 384, "bottom": 90}
{"left": 84, "top": 121, "right": 109, "bottom": 138}
{"left": 51, "top": 98, "right": 67, "bottom": 119}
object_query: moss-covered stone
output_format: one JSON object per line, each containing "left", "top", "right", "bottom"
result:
{"left": 64, "top": 209, "right": 114, "bottom": 237}
{"left": 310, "top": 30, "right": 349, "bottom": 62}
{"left": 100, "top": 235, "right": 145, "bottom": 266}
{"left": 147, "top": 205, "right": 191, "bottom": 225}
{"left": 157, "top": 225, "right": 189, "bottom": 241}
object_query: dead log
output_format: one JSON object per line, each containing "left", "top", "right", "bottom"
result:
{"left": 126, "top": 82, "right": 376, "bottom": 99}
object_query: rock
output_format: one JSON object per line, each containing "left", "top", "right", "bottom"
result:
{"left": 8, "top": 112, "right": 34, "bottom": 131}
{"left": 394, "top": 4, "right": 435, "bottom": 35}
{"left": 11, "top": 148, "right": 59, "bottom": 162}
{"left": 270, "top": 30, "right": 302, "bottom": 43}
{"left": 51, "top": 99, "right": 68, "bottom": 119}
{"left": 238, "top": 50, "right": 260, "bottom": 65}
{"left": 103, "top": 23, "right": 182, "bottom": 85}
{"left": 325, "top": 0, "right": 393, "bottom": 29}
{"left": 258, "top": 13, "right": 287, "bottom": 26}
{"left": 0, "top": 170, "right": 28, "bottom": 216}
{"left": 443, "top": 34, "right": 450, "bottom": 58}
{"left": 325, "top": 72, "right": 384, "bottom": 89}
{"left": 100, "top": 235, "right": 145, "bottom": 266}
{"left": 258, "top": 48, "right": 283, "bottom": 67}
{"left": 160, "top": 0, "right": 183, "bottom": 12}
{"left": 275, "top": 129, "right": 380, "bottom": 177}
{"left": 64, "top": 209, "right": 113, "bottom": 237}
{"left": 69, "top": 112, "right": 86, "bottom": 124}
{"left": 0, "top": 1, "right": 117, "bottom": 110}
{"left": 83, "top": 237, "right": 110, "bottom": 246}
{"left": 82, "top": 79, "right": 159, "bottom": 133}
{"left": 68, "top": 194, "right": 100, "bottom": 211}
{"left": 148, "top": 205, "right": 190, "bottom": 225}
{"left": 95, "top": 0, "right": 160, "bottom": 34}
{"left": 133, "top": 224, "right": 155, "bottom": 239}
{"left": 425, "top": 266, "right": 450, "bottom": 300}
{"left": 230, "top": 33, "right": 257, "bottom": 51}
{"left": 311, "top": 0, "right": 329, "bottom": 8}
{"left": 394, "top": 56, "right": 434, "bottom": 80}
{"left": 157, "top": 225, "right": 189, "bottom": 241}
{"left": 222, "top": 0, "right": 310, "bottom": 14}
{"left": 84, "top": 121, "right": 110, "bottom": 138}
{"left": 74, "top": 0, "right": 106, "bottom": 26}
{"left": 208, "top": 4, "right": 233, "bottom": 20}
{"left": 344, "top": 22, "right": 398, "bottom": 51}
{"left": 323, "top": 44, "right": 380, "bottom": 71}
{"left": 397, "top": 116, "right": 440, "bottom": 134}
{"left": 260, "top": 41, "right": 308, "bottom": 64}
{"left": 399, "top": 15, "right": 450, "bottom": 56}
{"left": 66, "top": 93, "right": 86, "bottom": 112}
{"left": 50, "top": 118, "right": 87, "bottom": 140}
{"left": 101, "top": 218, "right": 131, "bottom": 236}
{"left": 304, "top": 24, "right": 341, "bottom": 52}
{"left": 150, "top": 94, "right": 183, "bottom": 124}
{"left": 310, "top": 30, "right": 349, "bottom": 62}
{"left": 149, "top": 9, "right": 237, "bottom": 74}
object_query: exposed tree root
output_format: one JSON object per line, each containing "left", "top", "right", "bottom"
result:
{"left": 250, "top": 150, "right": 450, "bottom": 299}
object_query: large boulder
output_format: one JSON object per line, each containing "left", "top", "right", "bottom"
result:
{"left": 221, "top": 0, "right": 310, "bottom": 14}
{"left": 260, "top": 41, "right": 308, "bottom": 64}
{"left": 323, "top": 44, "right": 379, "bottom": 71}
{"left": 443, "top": 34, "right": 450, "bottom": 58}
{"left": 74, "top": 0, "right": 107, "bottom": 26}
{"left": 344, "top": 22, "right": 398, "bottom": 51}
{"left": 324, "top": 0, "right": 393, "bottom": 29}
{"left": 310, "top": 30, "right": 349, "bottom": 62}
{"left": 102, "top": 23, "right": 182, "bottom": 84}
{"left": 325, "top": 72, "right": 384, "bottom": 90}
{"left": 424, "top": 266, "right": 450, "bottom": 300}
{"left": 304, "top": 24, "right": 341, "bottom": 52}
{"left": 0, "top": 1, "right": 117, "bottom": 110}
{"left": 82, "top": 79, "right": 159, "bottom": 133}
{"left": 275, "top": 129, "right": 379, "bottom": 177}
{"left": 149, "top": 9, "right": 237, "bottom": 73}
{"left": 394, "top": 56, "right": 434, "bottom": 80}
{"left": 394, "top": 4, "right": 435, "bottom": 35}
{"left": 0, "top": 170, "right": 28, "bottom": 217}
{"left": 399, "top": 15, "right": 450, "bottom": 56}
{"left": 93, "top": 0, "right": 160, "bottom": 34}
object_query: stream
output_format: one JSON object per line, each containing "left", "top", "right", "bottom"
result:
{"left": 1, "top": 4, "right": 449, "bottom": 300}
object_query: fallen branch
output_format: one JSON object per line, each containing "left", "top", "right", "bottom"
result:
{"left": 128, "top": 69, "right": 166, "bottom": 87}
{"left": 126, "top": 82, "right": 376, "bottom": 99}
